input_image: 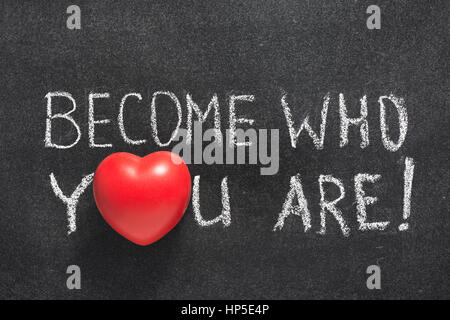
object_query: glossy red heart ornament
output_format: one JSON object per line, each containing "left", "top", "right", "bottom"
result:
{"left": 93, "top": 151, "right": 191, "bottom": 246}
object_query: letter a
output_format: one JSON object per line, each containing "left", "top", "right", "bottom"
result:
{"left": 366, "top": 265, "right": 381, "bottom": 290}
{"left": 366, "top": 5, "right": 381, "bottom": 30}
{"left": 66, "top": 265, "right": 81, "bottom": 290}
{"left": 66, "top": 5, "right": 81, "bottom": 30}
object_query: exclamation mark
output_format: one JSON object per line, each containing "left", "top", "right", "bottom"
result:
{"left": 399, "top": 157, "right": 415, "bottom": 231}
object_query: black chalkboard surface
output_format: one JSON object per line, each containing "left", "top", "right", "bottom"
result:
{"left": 0, "top": 0, "right": 449, "bottom": 299}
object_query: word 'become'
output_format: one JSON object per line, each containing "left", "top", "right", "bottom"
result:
{"left": 44, "top": 91, "right": 407, "bottom": 153}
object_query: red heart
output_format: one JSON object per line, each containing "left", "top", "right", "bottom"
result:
{"left": 93, "top": 151, "right": 191, "bottom": 246}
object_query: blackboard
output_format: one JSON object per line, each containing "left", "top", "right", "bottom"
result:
{"left": 0, "top": 0, "right": 449, "bottom": 299}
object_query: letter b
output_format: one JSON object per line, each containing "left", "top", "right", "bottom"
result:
{"left": 45, "top": 91, "right": 81, "bottom": 149}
